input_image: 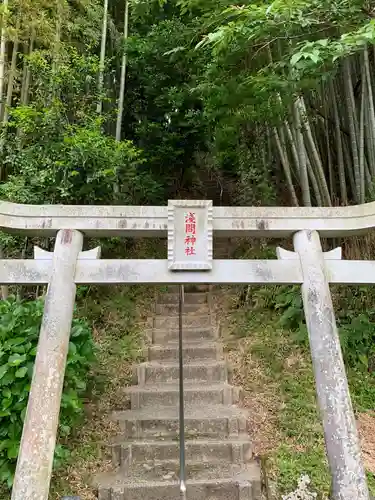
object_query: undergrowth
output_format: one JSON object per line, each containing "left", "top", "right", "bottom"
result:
{"left": 48, "top": 284, "right": 153, "bottom": 499}
{"left": 226, "top": 283, "right": 375, "bottom": 498}
{"left": 0, "top": 283, "right": 153, "bottom": 500}
{"left": 0, "top": 296, "right": 94, "bottom": 490}
{"left": 0, "top": 238, "right": 163, "bottom": 499}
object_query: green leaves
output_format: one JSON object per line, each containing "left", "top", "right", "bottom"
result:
{"left": 0, "top": 365, "right": 7, "bottom": 380}
{"left": 275, "top": 286, "right": 305, "bottom": 331}
{"left": 14, "top": 367, "right": 28, "bottom": 379}
{"left": 289, "top": 21, "right": 375, "bottom": 77}
{"left": 1, "top": 43, "right": 161, "bottom": 207}
{"left": 7, "top": 354, "right": 26, "bottom": 367}
{"left": 274, "top": 286, "right": 375, "bottom": 373}
{"left": 0, "top": 297, "right": 95, "bottom": 490}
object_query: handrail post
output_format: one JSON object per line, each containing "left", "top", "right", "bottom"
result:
{"left": 294, "top": 230, "right": 369, "bottom": 500}
{"left": 11, "top": 229, "right": 83, "bottom": 500}
{"left": 179, "top": 284, "right": 186, "bottom": 498}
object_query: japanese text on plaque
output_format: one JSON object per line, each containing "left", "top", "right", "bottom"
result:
{"left": 184, "top": 212, "right": 196, "bottom": 256}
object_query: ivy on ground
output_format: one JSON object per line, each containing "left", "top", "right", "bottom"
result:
{"left": 0, "top": 297, "right": 95, "bottom": 488}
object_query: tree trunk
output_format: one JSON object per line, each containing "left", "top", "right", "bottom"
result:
{"left": 274, "top": 127, "right": 299, "bottom": 206}
{"left": 115, "top": 0, "right": 129, "bottom": 141}
{"left": 330, "top": 80, "right": 348, "bottom": 205}
{"left": 343, "top": 58, "right": 361, "bottom": 203}
{"left": 97, "top": 0, "right": 109, "bottom": 114}
{"left": 0, "top": 0, "right": 9, "bottom": 121}
{"left": 3, "top": 18, "right": 20, "bottom": 124}
{"left": 294, "top": 98, "right": 311, "bottom": 206}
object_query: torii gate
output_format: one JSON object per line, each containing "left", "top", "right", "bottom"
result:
{"left": 2, "top": 199, "right": 374, "bottom": 500}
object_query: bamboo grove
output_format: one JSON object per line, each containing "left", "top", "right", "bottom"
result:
{"left": 0, "top": 0, "right": 374, "bottom": 209}
{"left": 191, "top": 0, "right": 375, "bottom": 207}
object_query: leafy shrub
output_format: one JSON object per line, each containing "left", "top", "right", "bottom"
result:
{"left": 0, "top": 297, "right": 95, "bottom": 488}
{"left": 2, "top": 107, "right": 161, "bottom": 206}
{"left": 339, "top": 313, "right": 375, "bottom": 372}
{"left": 273, "top": 286, "right": 375, "bottom": 373}
{"left": 0, "top": 47, "right": 162, "bottom": 207}
{"left": 274, "top": 286, "right": 305, "bottom": 331}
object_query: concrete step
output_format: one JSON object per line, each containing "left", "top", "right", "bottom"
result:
{"left": 160, "top": 293, "right": 208, "bottom": 305}
{"left": 153, "top": 314, "right": 213, "bottom": 329}
{"left": 111, "top": 405, "right": 249, "bottom": 440}
{"left": 151, "top": 326, "right": 218, "bottom": 344}
{"left": 110, "top": 438, "right": 253, "bottom": 468}
{"left": 134, "top": 361, "right": 228, "bottom": 384}
{"left": 124, "top": 383, "right": 242, "bottom": 409}
{"left": 163, "top": 285, "right": 210, "bottom": 293}
{"left": 147, "top": 343, "right": 223, "bottom": 362}
{"left": 154, "top": 303, "right": 209, "bottom": 314}
{"left": 96, "top": 462, "right": 262, "bottom": 500}
{"left": 93, "top": 283, "right": 261, "bottom": 500}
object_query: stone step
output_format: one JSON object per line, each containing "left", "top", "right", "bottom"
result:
{"left": 153, "top": 314, "right": 213, "bottom": 329}
{"left": 164, "top": 285, "right": 210, "bottom": 293}
{"left": 134, "top": 361, "right": 228, "bottom": 384}
{"left": 147, "top": 343, "right": 223, "bottom": 362}
{"left": 111, "top": 405, "right": 249, "bottom": 440}
{"left": 93, "top": 282, "right": 261, "bottom": 500}
{"left": 110, "top": 438, "right": 253, "bottom": 468}
{"left": 124, "top": 383, "right": 242, "bottom": 409}
{"left": 150, "top": 326, "right": 218, "bottom": 344}
{"left": 96, "top": 462, "right": 262, "bottom": 500}
{"left": 160, "top": 292, "right": 208, "bottom": 305}
{"left": 154, "top": 302, "right": 210, "bottom": 314}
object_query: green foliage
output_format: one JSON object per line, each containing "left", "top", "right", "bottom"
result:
{"left": 272, "top": 285, "right": 375, "bottom": 375}
{"left": 231, "top": 303, "right": 375, "bottom": 497}
{"left": 2, "top": 109, "right": 158, "bottom": 205}
{"left": 123, "top": 17, "right": 209, "bottom": 195}
{"left": 172, "top": 0, "right": 375, "bottom": 206}
{"left": 0, "top": 46, "right": 161, "bottom": 207}
{"left": 274, "top": 286, "right": 305, "bottom": 331}
{"left": 0, "top": 297, "right": 95, "bottom": 488}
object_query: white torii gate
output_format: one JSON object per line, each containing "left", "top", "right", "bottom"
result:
{"left": 2, "top": 199, "right": 374, "bottom": 500}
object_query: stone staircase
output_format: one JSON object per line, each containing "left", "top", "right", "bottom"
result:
{"left": 95, "top": 285, "right": 261, "bottom": 499}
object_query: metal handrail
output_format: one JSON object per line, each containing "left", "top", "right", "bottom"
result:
{"left": 179, "top": 284, "right": 186, "bottom": 498}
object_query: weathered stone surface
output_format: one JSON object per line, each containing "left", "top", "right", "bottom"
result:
{"left": 94, "top": 288, "right": 261, "bottom": 499}
{"left": 160, "top": 292, "right": 208, "bottom": 304}
{"left": 154, "top": 302, "right": 209, "bottom": 315}
{"left": 134, "top": 360, "right": 228, "bottom": 384}
{"left": 109, "top": 439, "right": 253, "bottom": 467}
{"left": 146, "top": 343, "right": 222, "bottom": 362}
{"left": 4, "top": 198, "right": 375, "bottom": 237}
{"left": 124, "top": 382, "right": 241, "bottom": 409}
{"left": 150, "top": 326, "right": 218, "bottom": 344}
{"left": 294, "top": 230, "right": 369, "bottom": 500}
{"left": 111, "top": 405, "right": 249, "bottom": 440}
{"left": 153, "top": 314, "right": 213, "bottom": 329}
{"left": 167, "top": 200, "right": 213, "bottom": 271}
{"left": 95, "top": 463, "right": 261, "bottom": 500}
{"left": 12, "top": 230, "right": 84, "bottom": 500}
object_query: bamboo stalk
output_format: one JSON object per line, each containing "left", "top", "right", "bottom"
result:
{"left": 21, "top": 30, "right": 35, "bottom": 107}
{"left": 330, "top": 80, "right": 348, "bottom": 204}
{"left": 294, "top": 99, "right": 311, "bottom": 206}
{"left": 115, "top": 0, "right": 129, "bottom": 142}
{"left": 273, "top": 127, "right": 299, "bottom": 206}
{"left": 298, "top": 97, "right": 331, "bottom": 206}
{"left": 307, "top": 151, "right": 323, "bottom": 206}
{"left": 343, "top": 58, "right": 361, "bottom": 204}
{"left": 97, "top": 0, "right": 109, "bottom": 114}
{"left": 364, "top": 47, "right": 375, "bottom": 177}
{"left": 359, "top": 57, "right": 366, "bottom": 203}
{"left": 0, "top": 0, "right": 9, "bottom": 121}
{"left": 3, "top": 18, "right": 20, "bottom": 124}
